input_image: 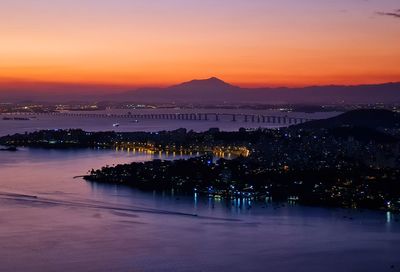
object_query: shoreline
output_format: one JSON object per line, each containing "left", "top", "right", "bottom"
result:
{"left": 82, "top": 175, "right": 400, "bottom": 214}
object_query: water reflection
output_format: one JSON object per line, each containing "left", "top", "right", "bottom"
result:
{"left": 1, "top": 148, "right": 400, "bottom": 272}
{"left": 387, "top": 211, "right": 392, "bottom": 224}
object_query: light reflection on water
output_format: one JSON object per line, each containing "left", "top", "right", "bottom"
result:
{"left": 0, "top": 109, "right": 342, "bottom": 136}
{"left": 0, "top": 147, "right": 400, "bottom": 272}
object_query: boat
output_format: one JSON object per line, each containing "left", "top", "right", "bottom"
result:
{"left": 113, "top": 123, "right": 120, "bottom": 127}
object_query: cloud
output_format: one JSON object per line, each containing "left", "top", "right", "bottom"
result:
{"left": 376, "top": 9, "right": 400, "bottom": 19}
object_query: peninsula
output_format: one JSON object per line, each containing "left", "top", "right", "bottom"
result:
{"left": 1, "top": 109, "right": 400, "bottom": 211}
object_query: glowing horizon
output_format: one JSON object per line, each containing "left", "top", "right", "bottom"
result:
{"left": 1, "top": 0, "right": 400, "bottom": 90}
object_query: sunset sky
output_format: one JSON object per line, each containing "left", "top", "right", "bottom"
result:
{"left": 0, "top": 0, "right": 399, "bottom": 89}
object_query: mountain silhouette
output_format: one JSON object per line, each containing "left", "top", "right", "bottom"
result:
{"left": 171, "top": 77, "right": 239, "bottom": 91}
{"left": 121, "top": 77, "right": 241, "bottom": 102}
{"left": 119, "top": 78, "right": 400, "bottom": 104}
{"left": 1, "top": 77, "right": 400, "bottom": 103}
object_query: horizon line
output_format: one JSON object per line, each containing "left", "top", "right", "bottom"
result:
{"left": 1, "top": 76, "right": 400, "bottom": 93}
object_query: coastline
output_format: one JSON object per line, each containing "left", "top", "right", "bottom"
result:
{"left": 2, "top": 109, "right": 400, "bottom": 213}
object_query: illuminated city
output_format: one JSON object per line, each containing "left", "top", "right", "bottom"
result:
{"left": 1, "top": 1, "right": 400, "bottom": 271}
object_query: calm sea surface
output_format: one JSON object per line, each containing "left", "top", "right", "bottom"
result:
{"left": 0, "top": 109, "right": 340, "bottom": 134}
{"left": 0, "top": 111, "right": 399, "bottom": 272}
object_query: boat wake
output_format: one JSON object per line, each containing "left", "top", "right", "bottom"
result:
{"left": 0, "top": 191, "right": 242, "bottom": 222}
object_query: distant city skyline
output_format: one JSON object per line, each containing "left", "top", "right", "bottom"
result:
{"left": 0, "top": 0, "right": 399, "bottom": 90}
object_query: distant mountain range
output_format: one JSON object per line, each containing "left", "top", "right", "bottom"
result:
{"left": 1, "top": 77, "right": 400, "bottom": 104}
{"left": 118, "top": 77, "right": 400, "bottom": 104}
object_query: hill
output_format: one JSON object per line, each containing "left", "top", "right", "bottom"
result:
{"left": 294, "top": 109, "right": 400, "bottom": 129}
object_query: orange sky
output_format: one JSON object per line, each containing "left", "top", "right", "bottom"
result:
{"left": 0, "top": 0, "right": 399, "bottom": 89}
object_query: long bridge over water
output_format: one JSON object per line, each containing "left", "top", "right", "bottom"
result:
{"left": 11, "top": 112, "right": 320, "bottom": 125}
